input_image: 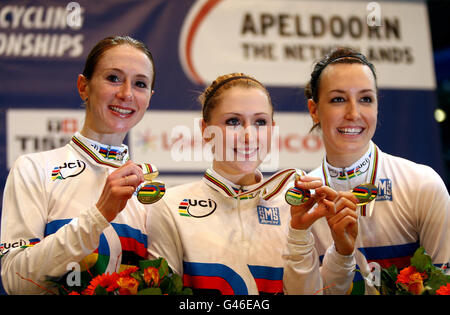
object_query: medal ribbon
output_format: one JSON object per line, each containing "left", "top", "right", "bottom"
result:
{"left": 71, "top": 134, "right": 159, "bottom": 178}
{"left": 203, "top": 168, "right": 302, "bottom": 200}
{"left": 70, "top": 133, "right": 129, "bottom": 168}
{"left": 322, "top": 142, "right": 379, "bottom": 216}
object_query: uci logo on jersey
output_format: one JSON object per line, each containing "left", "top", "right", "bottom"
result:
{"left": 0, "top": 239, "right": 27, "bottom": 256}
{"left": 178, "top": 198, "right": 217, "bottom": 218}
{"left": 257, "top": 205, "right": 281, "bottom": 225}
{"left": 51, "top": 160, "right": 86, "bottom": 181}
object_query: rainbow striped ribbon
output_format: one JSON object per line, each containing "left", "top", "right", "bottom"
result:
{"left": 322, "top": 143, "right": 379, "bottom": 216}
{"left": 71, "top": 135, "right": 159, "bottom": 177}
{"left": 71, "top": 135, "right": 129, "bottom": 168}
{"left": 203, "top": 168, "right": 301, "bottom": 201}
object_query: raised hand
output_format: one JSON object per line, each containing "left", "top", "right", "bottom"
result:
{"left": 326, "top": 192, "right": 359, "bottom": 255}
{"left": 289, "top": 175, "right": 338, "bottom": 230}
{"left": 96, "top": 160, "right": 145, "bottom": 222}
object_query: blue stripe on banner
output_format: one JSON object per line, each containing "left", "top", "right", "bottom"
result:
{"left": 247, "top": 265, "right": 283, "bottom": 281}
{"left": 111, "top": 223, "right": 148, "bottom": 248}
{"left": 183, "top": 261, "right": 248, "bottom": 295}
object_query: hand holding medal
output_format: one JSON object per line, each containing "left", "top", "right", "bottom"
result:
{"left": 285, "top": 175, "right": 378, "bottom": 207}
{"left": 135, "top": 163, "right": 166, "bottom": 204}
{"left": 285, "top": 173, "right": 363, "bottom": 255}
{"left": 287, "top": 173, "right": 337, "bottom": 230}
{"left": 284, "top": 170, "right": 311, "bottom": 206}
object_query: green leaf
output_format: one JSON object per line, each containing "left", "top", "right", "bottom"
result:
{"left": 171, "top": 273, "right": 183, "bottom": 293}
{"left": 158, "top": 258, "right": 170, "bottom": 279}
{"left": 159, "top": 276, "right": 174, "bottom": 294}
{"left": 410, "top": 247, "right": 433, "bottom": 273}
{"left": 131, "top": 271, "right": 143, "bottom": 282}
{"left": 380, "top": 265, "right": 398, "bottom": 295}
{"left": 94, "top": 285, "right": 108, "bottom": 295}
{"left": 139, "top": 258, "right": 162, "bottom": 270}
{"left": 137, "top": 287, "right": 162, "bottom": 295}
{"left": 182, "top": 287, "right": 193, "bottom": 295}
{"left": 425, "top": 269, "right": 450, "bottom": 294}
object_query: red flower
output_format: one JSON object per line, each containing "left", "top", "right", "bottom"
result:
{"left": 396, "top": 266, "right": 428, "bottom": 295}
{"left": 117, "top": 276, "right": 139, "bottom": 295}
{"left": 143, "top": 266, "right": 160, "bottom": 286}
{"left": 82, "top": 273, "right": 119, "bottom": 295}
{"left": 119, "top": 266, "right": 139, "bottom": 277}
{"left": 436, "top": 283, "right": 450, "bottom": 295}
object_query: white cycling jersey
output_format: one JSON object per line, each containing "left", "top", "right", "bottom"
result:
{"left": 0, "top": 132, "right": 148, "bottom": 294}
{"left": 309, "top": 141, "right": 450, "bottom": 294}
{"left": 146, "top": 168, "right": 356, "bottom": 295}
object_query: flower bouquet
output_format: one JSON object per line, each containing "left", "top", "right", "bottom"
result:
{"left": 377, "top": 247, "right": 449, "bottom": 295}
{"left": 53, "top": 257, "right": 193, "bottom": 295}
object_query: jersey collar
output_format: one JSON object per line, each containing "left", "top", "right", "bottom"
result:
{"left": 70, "top": 132, "right": 129, "bottom": 168}
{"left": 203, "top": 167, "right": 300, "bottom": 200}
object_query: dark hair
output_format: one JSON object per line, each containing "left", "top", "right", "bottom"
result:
{"left": 199, "top": 73, "right": 273, "bottom": 122}
{"left": 305, "top": 47, "right": 377, "bottom": 103}
{"left": 82, "top": 35, "right": 155, "bottom": 90}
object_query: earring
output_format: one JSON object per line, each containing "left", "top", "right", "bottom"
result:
{"left": 82, "top": 97, "right": 89, "bottom": 108}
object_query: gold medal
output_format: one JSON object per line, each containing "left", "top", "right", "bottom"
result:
{"left": 136, "top": 163, "right": 165, "bottom": 204}
{"left": 143, "top": 171, "right": 159, "bottom": 182}
{"left": 139, "top": 163, "right": 159, "bottom": 181}
{"left": 352, "top": 183, "right": 378, "bottom": 206}
{"left": 285, "top": 187, "right": 311, "bottom": 206}
{"left": 137, "top": 181, "right": 166, "bottom": 204}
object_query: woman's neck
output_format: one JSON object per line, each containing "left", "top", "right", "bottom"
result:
{"left": 212, "top": 162, "right": 261, "bottom": 187}
{"left": 80, "top": 126, "right": 126, "bottom": 146}
{"left": 325, "top": 143, "right": 372, "bottom": 168}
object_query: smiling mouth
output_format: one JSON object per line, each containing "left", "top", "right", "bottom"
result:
{"left": 235, "top": 147, "right": 258, "bottom": 156}
{"left": 233, "top": 147, "right": 260, "bottom": 161}
{"left": 337, "top": 127, "right": 364, "bottom": 135}
{"left": 109, "top": 105, "right": 134, "bottom": 115}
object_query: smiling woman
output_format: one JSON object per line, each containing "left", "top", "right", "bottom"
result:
{"left": 146, "top": 72, "right": 360, "bottom": 295}
{"left": 0, "top": 35, "right": 158, "bottom": 294}
{"left": 303, "top": 47, "right": 449, "bottom": 295}
{"left": 199, "top": 73, "right": 274, "bottom": 186}
{"left": 78, "top": 36, "right": 155, "bottom": 144}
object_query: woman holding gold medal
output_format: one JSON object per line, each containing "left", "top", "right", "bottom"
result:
{"left": 146, "top": 73, "right": 360, "bottom": 295}
{"left": 301, "top": 47, "right": 450, "bottom": 294}
{"left": 0, "top": 35, "right": 164, "bottom": 294}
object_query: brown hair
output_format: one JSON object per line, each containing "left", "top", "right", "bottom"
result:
{"left": 305, "top": 47, "right": 377, "bottom": 103}
{"left": 305, "top": 47, "right": 377, "bottom": 132}
{"left": 82, "top": 35, "right": 155, "bottom": 90}
{"left": 199, "top": 73, "right": 272, "bottom": 122}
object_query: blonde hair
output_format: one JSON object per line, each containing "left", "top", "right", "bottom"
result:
{"left": 199, "top": 73, "right": 273, "bottom": 122}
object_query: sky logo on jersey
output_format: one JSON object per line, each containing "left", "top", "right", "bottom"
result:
{"left": 257, "top": 205, "right": 281, "bottom": 225}
{"left": 51, "top": 159, "right": 86, "bottom": 181}
{"left": 376, "top": 178, "right": 393, "bottom": 201}
{"left": 178, "top": 198, "right": 217, "bottom": 218}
